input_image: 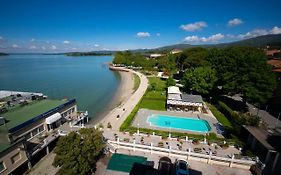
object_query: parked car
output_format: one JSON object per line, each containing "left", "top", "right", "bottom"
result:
{"left": 158, "top": 157, "right": 172, "bottom": 175}
{"left": 175, "top": 159, "right": 189, "bottom": 175}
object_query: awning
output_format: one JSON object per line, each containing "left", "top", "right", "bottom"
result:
{"left": 45, "top": 112, "right": 62, "bottom": 124}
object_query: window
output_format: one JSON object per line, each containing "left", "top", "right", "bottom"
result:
{"left": 11, "top": 153, "right": 21, "bottom": 164}
{"left": 0, "top": 161, "right": 6, "bottom": 173}
{"left": 25, "top": 133, "right": 32, "bottom": 140}
{"left": 31, "top": 128, "right": 38, "bottom": 137}
{"left": 38, "top": 125, "right": 44, "bottom": 132}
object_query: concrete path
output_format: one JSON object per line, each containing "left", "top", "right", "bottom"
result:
{"left": 26, "top": 152, "right": 59, "bottom": 175}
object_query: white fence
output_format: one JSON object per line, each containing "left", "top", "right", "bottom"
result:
{"left": 107, "top": 139, "right": 256, "bottom": 170}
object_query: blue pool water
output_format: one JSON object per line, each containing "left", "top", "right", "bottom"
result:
{"left": 147, "top": 114, "right": 211, "bottom": 133}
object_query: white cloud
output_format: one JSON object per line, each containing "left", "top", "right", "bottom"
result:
{"left": 270, "top": 26, "right": 281, "bottom": 34}
{"left": 156, "top": 33, "right": 161, "bottom": 37}
{"left": 180, "top": 21, "right": 207, "bottom": 31}
{"left": 94, "top": 44, "right": 99, "bottom": 47}
{"left": 41, "top": 46, "right": 46, "bottom": 50}
{"left": 184, "top": 36, "right": 200, "bottom": 42}
{"left": 0, "top": 36, "right": 3, "bottom": 40}
{"left": 224, "top": 26, "right": 281, "bottom": 40}
{"left": 31, "top": 38, "right": 35, "bottom": 42}
{"left": 202, "top": 33, "right": 224, "bottom": 42}
{"left": 30, "top": 45, "right": 37, "bottom": 49}
{"left": 51, "top": 45, "right": 56, "bottom": 50}
{"left": 228, "top": 18, "right": 243, "bottom": 26}
{"left": 238, "top": 29, "right": 267, "bottom": 38}
{"left": 12, "top": 44, "right": 18, "bottom": 48}
{"left": 184, "top": 33, "right": 224, "bottom": 43}
{"left": 72, "top": 47, "right": 77, "bottom": 50}
{"left": 136, "top": 32, "right": 150, "bottom": 38}
{"left": 63, "top": 40, "right": 70, "bottom": 44}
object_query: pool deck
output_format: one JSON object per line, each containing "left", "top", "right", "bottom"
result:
{"left": 132, "top": 109, "right": 219, "bottom": 135}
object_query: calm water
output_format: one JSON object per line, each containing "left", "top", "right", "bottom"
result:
{"left": 0, "top": 54, "right": 120, "bottom": 122}
{"left": 148, "top": 114, "right": 211, "bottom": 133}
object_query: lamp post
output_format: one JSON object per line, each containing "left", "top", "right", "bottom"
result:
{"left": 169, "top": 126, "right": 171, "bottom": 139}
{"left": 137, "top": 123, "right": 140, "bottom": 135}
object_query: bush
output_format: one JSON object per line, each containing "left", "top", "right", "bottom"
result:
{"left": 98, "top": 123, "right": 104, "bottom": 129}
{"left": 192, "top": 139, "right": 199, "bottom": 145}
{"left": 158, "top": 142, "right": 164, "bottom": 147}
{"left": 107, "top": 122, "right": 112, "bottom": 129}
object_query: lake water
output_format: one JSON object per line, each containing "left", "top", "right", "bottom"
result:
{"left": 0, "top": 54, "right": 120, "bottom": 122}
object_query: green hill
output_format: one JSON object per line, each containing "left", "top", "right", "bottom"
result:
{"left": 155, "top": 34, "right": 281, "bottom": 51}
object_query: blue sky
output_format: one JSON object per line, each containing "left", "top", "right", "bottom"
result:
{"left": 0, "top": 0, "right": 281, "bottom": 53}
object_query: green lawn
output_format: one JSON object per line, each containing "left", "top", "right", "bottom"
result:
{"left": 144, "top": 91, "right": 166, "bottom": 99}
{"left": 139, "top": 77, "right": 167, "bottom": 111}
{"left": 206, "top": 102, "right": 233, "bottom": 129}
{"left": 133, "top": 74, "right": 140, "bottom": 91}
{"left": 140, "top": 99, "right": 166, "bottom": 111}
{"left": 147, "top": 77, "right": 166, "bottom": 91}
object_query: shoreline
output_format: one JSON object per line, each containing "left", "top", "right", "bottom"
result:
{"left": 88, "top": 70, "right": 134, "bottom": 125}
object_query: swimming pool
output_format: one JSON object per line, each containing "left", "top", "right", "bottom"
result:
{"left": 147, "top": 114, "right": 211, "bottom": 133}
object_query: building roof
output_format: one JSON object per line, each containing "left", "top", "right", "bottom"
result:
{"left": 171, "top": 49, "right": 183, "bottom": 54}
{"left": 245, "top": 126, "right": 275, "bottom": 151}
{"left": 0, "top": 99, "right": 65, "bottom": 130}
{"left": 267, "top": 59, "right": 281, "bottom": 68}
{"left": 167, "top": 93, "right": 181, "bottom": 100}
{"left": 107, "top": 153, "right": 147, "bottom": 173}
{"left": 167, "top": 86, "right": 181, "bottom": 94}
{"left": 0, "top": 90, "right": 44, "bottom": 99}
{"left": 181, "top": 94, "right": 203, "bottom": 103}
{"left": 266, "top": 50, "right": 281, "bottom": 56}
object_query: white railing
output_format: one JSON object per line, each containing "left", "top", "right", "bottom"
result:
{"left": 107, "top": 139, "right": 256, "bottom": 169}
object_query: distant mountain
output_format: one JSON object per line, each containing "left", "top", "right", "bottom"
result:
{"left": 154, "top": 34, "right": 281, "bottom": 51}
{"left": 216, "top": 34, "right": 281, "bottom": 48}
{"left": 0, "top": 52, "right": 8, "bottom": 56}
{"left": 64, "top": 51, "right": 115, "bottom": 56}
{"left": 42, "top": 34, "right": 281, "bottom": 56}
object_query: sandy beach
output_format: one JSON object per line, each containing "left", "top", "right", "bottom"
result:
{"left": 91, "top": 70, "right": 135, "bottom": 124}
{"left": 98, "top": 68, "right": 148, "bottom": 130}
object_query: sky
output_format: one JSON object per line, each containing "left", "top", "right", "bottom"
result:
{"left": 0, "top": 0, "right": 281, "bottom": 53}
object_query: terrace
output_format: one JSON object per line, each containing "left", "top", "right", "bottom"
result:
{"left": 1, "top": 99, "right": 66, "bottom": 131}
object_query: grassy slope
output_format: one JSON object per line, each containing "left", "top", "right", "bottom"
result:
{"left": 206, "top": 102, "right": 233, "bottom": 129}
{"left": 139, "top": 77, "right": 166, "bottom": 111}
{"left": 133, "top": 74, "right": 140, "bottom": 92}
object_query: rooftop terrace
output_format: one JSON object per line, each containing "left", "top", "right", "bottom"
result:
{"left": 1, "top": 99, "right": 66, "bottom": 130}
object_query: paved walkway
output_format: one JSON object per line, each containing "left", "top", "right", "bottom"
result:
{"left": 99, "top": 68, "right": 148, "bottom": 131}
{"left": 26, "top": 152, "right": 59, "bottom": 175}
{"left": 103, "top": 130, "right": 242, "bottom": 159}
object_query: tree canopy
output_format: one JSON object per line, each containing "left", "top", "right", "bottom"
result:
{"left": 207, "top": 47, "right": 276, "bottom": 104}
{"left": 182, "top": 66, "right": 217, "bottom": 95}
{"left": 53, "top": 128, "right": 105, "bottom": 175}
{"left": 166, "top": 77, "right": 176, "bottom": 87}
{"left": 112, "top": 46, "right": 276, "bottom": 104}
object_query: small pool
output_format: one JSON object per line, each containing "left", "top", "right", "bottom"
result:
{"left": 147, "top": 114, "right": 211, "bottom": 133}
